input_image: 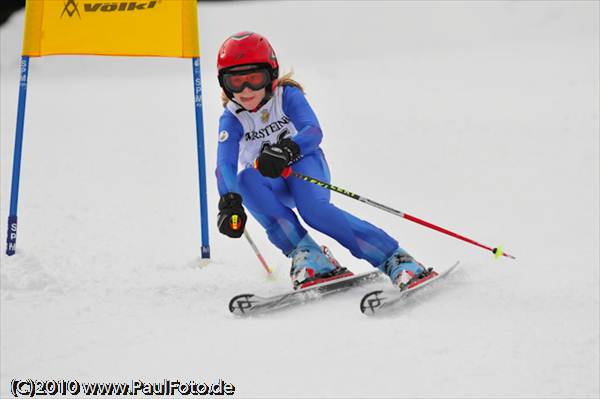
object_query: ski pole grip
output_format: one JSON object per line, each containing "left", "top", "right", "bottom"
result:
{"left": 252, "top": 159, "right": 292, "bottom": 179}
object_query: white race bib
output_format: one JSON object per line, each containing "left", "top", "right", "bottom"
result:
{"left": 226, "top": 86, "right": 299, "bottom": 168}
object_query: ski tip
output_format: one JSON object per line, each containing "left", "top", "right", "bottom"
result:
{"left": 229, "top": 294, "right": 256, "bottom": 316}
{"left": 360, "top": 290, "right": 384, "bottom": 315}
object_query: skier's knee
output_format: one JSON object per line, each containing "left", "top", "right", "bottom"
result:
{"left": 237, "top": 167, "right": 261, "bottom": 196}
{"left": 297, "top": 203, "right": 328, "bottom": 229}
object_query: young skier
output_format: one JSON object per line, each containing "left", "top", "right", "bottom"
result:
{"left": 215, "top": 31, "right": 435, "bottom": 289}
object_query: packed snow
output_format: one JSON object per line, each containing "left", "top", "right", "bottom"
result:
{"left": 1, "top": 1, "right": 598, "bottom": 397}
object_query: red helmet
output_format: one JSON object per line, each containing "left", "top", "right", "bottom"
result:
{"left": 217, "top": 31, "right": 279, "bottom": 85}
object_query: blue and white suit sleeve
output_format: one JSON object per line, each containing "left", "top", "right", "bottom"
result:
{"left": 282, "top": 85, "right": 323, "bottom": 156}
{"left": 216, "top": 109, "right": 243, "bottom": 197}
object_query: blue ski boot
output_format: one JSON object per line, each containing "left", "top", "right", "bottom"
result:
{"left": 289, "top": 235, "right": 353, "bottom": 289}
{"left": 378, "top": 247, "right": 436, "bottom": 290}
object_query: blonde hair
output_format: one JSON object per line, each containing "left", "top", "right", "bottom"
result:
{"left": 221, "top": 71, "right": 305, "bottom": 107}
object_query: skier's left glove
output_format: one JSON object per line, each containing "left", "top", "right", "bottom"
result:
{"left": 254, "top": 139, "right": 301, "bottom": 178}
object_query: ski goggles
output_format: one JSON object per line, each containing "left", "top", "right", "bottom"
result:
{"left": 222, "top": 68, "right": 271, "bottom": 93}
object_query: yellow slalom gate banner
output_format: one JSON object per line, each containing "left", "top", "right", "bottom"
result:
{"left": 22, "top": 0, "right": 200, "bottom": 58}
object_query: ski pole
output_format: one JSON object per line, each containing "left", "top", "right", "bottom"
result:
{"left": 281, "top": 167, "right": 515, "bottom": 260}
{"left": 243, "top": 229, "right": 273, "bottom": 274}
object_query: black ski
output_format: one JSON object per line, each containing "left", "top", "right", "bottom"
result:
{"left": 360, "top": 261, "right": 460, "bottom": 315}
{"left": 229, "top": 270, "right": 382, "bottom": 316}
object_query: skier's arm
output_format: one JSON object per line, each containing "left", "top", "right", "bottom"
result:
{"left": 216, "top": 111, "right": 243, "bottom": 196}
{"left": 282, "top": 85, "right": 323, "bottom": 156}
{"left": 215, "top": 112, "right": 248, "bottom": 238}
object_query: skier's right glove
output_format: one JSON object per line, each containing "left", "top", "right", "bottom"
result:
{"left": 217, "top": 192, "right": 247, "bottom": 238}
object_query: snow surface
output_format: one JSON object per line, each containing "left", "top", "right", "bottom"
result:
{"left": 1, "top": 1, "right": 599, "bottom": 397}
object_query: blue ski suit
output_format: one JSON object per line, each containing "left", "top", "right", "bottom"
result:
{"left": 215, "top": 84, "right": 399, "bottom": 267}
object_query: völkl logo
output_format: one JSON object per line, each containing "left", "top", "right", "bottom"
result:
{"left": 61, "top": 0, "right": 81, "bottom": 18}
{"left": 61, "top": 1, "right": 159, "bottom": 18}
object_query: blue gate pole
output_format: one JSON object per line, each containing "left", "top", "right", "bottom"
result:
{"left": 192, "top": 57, "right": 210, "bottom": 258}
{"left": 6, "top": 56, "right": 30, "bottom": 256}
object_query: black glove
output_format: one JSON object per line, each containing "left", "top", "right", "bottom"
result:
{"left": 255, "top": 139, "right": 301, "bottom": 178}
{"left": 217, "top": 193, "right": 247, "bottom": 238}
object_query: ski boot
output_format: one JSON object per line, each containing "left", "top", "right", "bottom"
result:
{"left": 289, "top": 235, "right": 353, "bottom": 290}
{"left": 321, "top": 245, "right": 354, "bottom": 277}
{"left": 378, "top": 247, "right": 438, "bottom": 291}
